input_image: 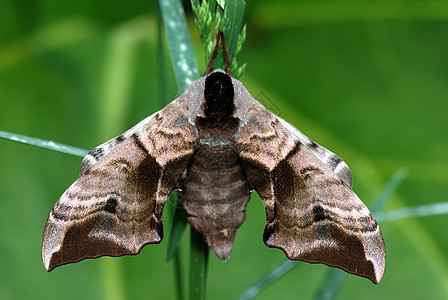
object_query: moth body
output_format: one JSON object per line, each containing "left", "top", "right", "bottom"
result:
{"left": 178, "top": 140, "right": 250, "bottom": 260}
{"left": 42, "top": 69, "right": 385, "bottom": 283}
{"left": 178, "top": 71, "right": 251, "bottom": 260}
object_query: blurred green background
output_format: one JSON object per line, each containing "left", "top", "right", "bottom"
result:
{"left": 1, "top": 0, "right": 448, "bottom": 299}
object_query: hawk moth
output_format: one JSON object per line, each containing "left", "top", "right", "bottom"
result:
{"left": 42, "top": 34, "right": 385, "bottom": 284}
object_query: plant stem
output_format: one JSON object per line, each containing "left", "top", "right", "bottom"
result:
{"left": 189, "top": 228, "right": 209, "bottom": 300}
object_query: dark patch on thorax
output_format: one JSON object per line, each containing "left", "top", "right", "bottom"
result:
{"left": 105, "top": 197, "right": 118, "bottom": 214}
{"left": 203, "top": 72, "right": 235, "bottom": 121}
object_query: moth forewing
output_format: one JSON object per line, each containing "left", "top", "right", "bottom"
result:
{"left": 42, "top": 57, "right": 385, "bottom": 283}
{"left": 41, "top": 79, "right": 204, "bottom": 271}
{"left": 231, "top": 73, "right": 385, "bottom": 283}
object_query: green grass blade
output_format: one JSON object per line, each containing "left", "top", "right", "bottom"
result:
{"left": 222, "top": 0, "right": 246, "bottom": 61}
{"left": 190, "top": 228, "right": 209, "bottom": 300}
{"left": 0, "top": 130, "right": 88, "bottom": 157}
{"left": 173, "top": 244, "right": 185, "bottom": 300}
{"left": 376, "top": 202, "right": 448, "bottom": 223}
{"left": 234, "top": 261, "right": 299, "bottom": 300}
{"left": 156, "top": 1, "right": 170, "bottom": 107}
{"left": 165, "top": 196, "right": 187, "bottom": 300}
{"left": 371, "top": 168, "right": 408, "bottom": 213}
{"left": 159, "top": 0, "right": 199, "bottom": 93}
{"left": 166, "top": 203, "right": 189, "bottom": 263}
{"left": 312, "top": 268, "right": 347, "bottom": 300}
{"left": 210, "top": 0, "right": 246, "bottom": 71}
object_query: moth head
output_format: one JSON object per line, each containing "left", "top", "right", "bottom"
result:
{"left": 204, "top": 70, "right": 235, "bottom": 120}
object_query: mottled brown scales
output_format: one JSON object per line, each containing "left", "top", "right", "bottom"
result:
{"left": 177, "top": 72, "right": 251, "bottom": 261}
{"left": 179, "top": 141, "right": 250, "bottom": 261}
{"left": 42, "top": 68, "right": 385, "bottom": 284}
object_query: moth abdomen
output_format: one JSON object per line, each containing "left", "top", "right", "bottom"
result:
{"left": 180, "top": 143, "right": 250, "bottom": 204}
{"left": 178, "top": 142, "right": 251, "bottom": 261}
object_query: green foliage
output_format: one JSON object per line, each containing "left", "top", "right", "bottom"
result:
{"left": 230, "top": 23, "right": 247, "bottom": 78}
{"left": 0, "top": 130, "right": 87, "bottom": 157}
{"left": 159, "top": 0, "right": 198, "bottom": 92}
{"left": 235, "top": 261, "right": 300, "bottom": 300}
{"left": 189, "top": 230, "right": 209, "bottom": 300}
{"left": 191, "top": 0, "right": 216, "bottom": 61}
{"left": 191, "top": 0, "right": 246, "bottom": 77}
{"left": 166, "top": 206, "right": 189, "bottom": 264}
{"left": 1, "top": 0, "right": 448, "bottom": 300}
{"left": 221, "top": 0, "right": 246, "bottom": 77}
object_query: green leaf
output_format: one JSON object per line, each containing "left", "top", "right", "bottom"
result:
{"left": 216, "top": 0, "right": 225, "bottom": 9}
{"left": 222, "top": 0, "right": 246, "bottom": 61}
{"left": 0, "top": 130, "right": 88, "bottom": 157}
{"left": 165, "top": 196, "right": 188, "bottom": 300}
{"left": 376, "top": 201, "right": 448, "bottom": 223}
{"left": 191, "top": 0, "right": 246, "bottom": 74}
{"left": 190, "top": 229, "right": 209, "bottom": 300}
{"left": 371, "top": 168, "right": 408, "bottom": 214}
{"left": 209, "top": 0, "right": 246, "bottom": 74}
{"left": 166, "top": 202, "right": 189, "bottom": 263}
{"left": 312, "top": 268, "right": 347, "bottom": 300}
{"left": 159, "top": 0, "right": 199, "bottom": 93}
{"left": 234, "top": 261, "right": 299, "bottom": 300}
{"left": 231, "top": 23, "right": 247, "bottom": 78}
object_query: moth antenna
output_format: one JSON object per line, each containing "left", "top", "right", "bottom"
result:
{"left": 220, "top": 31, "right": 233, "bottom": 76}
{"left": 203, "top": 31, "right": 233, "bottom": 76}
{"left": 204, "top": 35, "right": 220, "bottom": 76}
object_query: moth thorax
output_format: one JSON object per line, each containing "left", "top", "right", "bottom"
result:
{"left": 204, "top": 72, "right": 235, "bottom": 120}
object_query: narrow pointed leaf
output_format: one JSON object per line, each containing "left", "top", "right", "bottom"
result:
{"left": 190, "top": 229, "right": 209, "bottom": 300}
{"left": 159, "top": 0, "right": 199, "bottom": 93}
{"left": 0, "top": 130, "right": 87, "bottom": 157}
{"left": 376, "top": 201, "right": 448, "bottom": 223}
{"left": 312, "top": 268, "right": 347, "bottom": 300}
{"left": 222, "top": 0, "right": 246, "bottom": 61}
{"left": 166, "top": 203, "right": 189, "bottom": 263}
{"left": 235, "top": 260, "right": 299, "bottom": 300}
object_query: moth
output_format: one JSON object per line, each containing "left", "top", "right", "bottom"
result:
{"left": 42, "top": 32, "right": 385, "bottom": 284}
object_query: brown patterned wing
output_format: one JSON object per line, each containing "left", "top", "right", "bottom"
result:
{"left": 42, "top": 81, "right": 203, "bottom": 271}
{"left": 232, "top": 78, "right": 385, "bottom": 283}
{"left": 265, "top": 144, "right": 385, "bottom": 284}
